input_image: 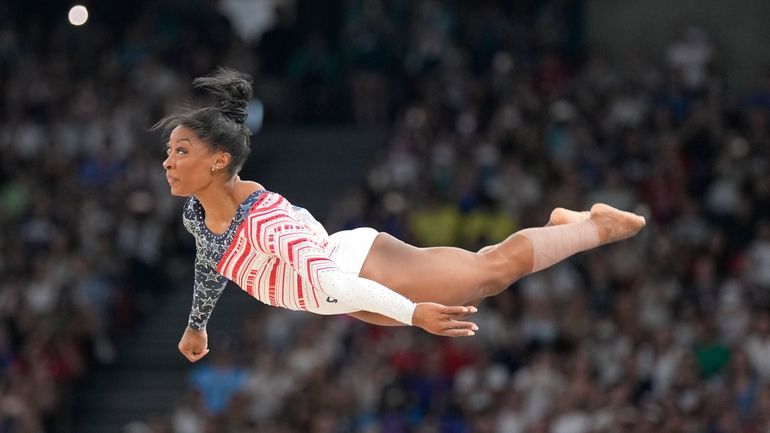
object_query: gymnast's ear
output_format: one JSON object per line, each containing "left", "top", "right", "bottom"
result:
{"left": 213, "top": 152, "right": 232, "bottom": 171}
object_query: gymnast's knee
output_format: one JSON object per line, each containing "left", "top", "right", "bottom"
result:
{"left": 476, "top": 247, "right": 520, "bottom": 297}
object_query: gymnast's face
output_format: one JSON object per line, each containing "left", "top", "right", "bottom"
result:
{"left": 163, "top": 125, "right": 224, "bottom": 197}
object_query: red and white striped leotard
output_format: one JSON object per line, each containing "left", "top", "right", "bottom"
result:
{"left": 182, "top": 190, "right": 415, "bottom": 330}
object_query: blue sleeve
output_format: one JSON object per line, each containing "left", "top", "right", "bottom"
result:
{"left": 188, "top": 258, "right": 229, "bottom": 330}
{"left": 182, "top": 198, "right": 229, "bottom": 330}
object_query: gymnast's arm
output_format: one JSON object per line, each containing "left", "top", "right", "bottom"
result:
{"left": 348, "top": 305, "right": 479, "bottom": 327}
{"left": 187, "top": 258, "right": 228, "bottom": 331}
{"left": 253, "top": 198, "right": 478, "bottom": 337}
{"left": 179, "top": 257, "right": 229, "bottom": 362}
{"left": 255, "top": 208, "right": 417, "bottom": 325}
{"left": 348, "top": 311, "right": 404, "bottom": 326}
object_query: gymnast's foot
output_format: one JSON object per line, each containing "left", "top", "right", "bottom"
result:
{"left": 588, "top": 203, "right": 646, "bottom": 245}
{"left": 550, "top": 204, "right": 645, "bottom": 244}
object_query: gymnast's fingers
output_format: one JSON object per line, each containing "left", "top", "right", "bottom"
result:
{"left": 185, "top": 348, "right": 209, "bottom": 363}
{"left": 447, "top": 305, "right": 478, "bottom": 320}
{"left": 445, "top": 318, "right": 478, "bottom": 332}
{"left": 441, "top": 327, "right": 477, "bottom": 337}
{"left": 440, "top": 305, "right": 478, "bottom": 316}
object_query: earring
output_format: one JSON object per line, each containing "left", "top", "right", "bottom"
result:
{"left": 210, "top": 165, "right": 216, "bottom": 174}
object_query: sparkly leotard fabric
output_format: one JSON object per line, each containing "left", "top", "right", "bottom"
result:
{"left": 182, "top": 190, "right": 416, "bottom": 330}
{"left": 182, "top": 191, "right": 262, "bottom": 330}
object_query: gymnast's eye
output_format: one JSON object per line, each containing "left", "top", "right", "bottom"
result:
{"left": 165, "top": 146, "right": 188, "bottom": 156}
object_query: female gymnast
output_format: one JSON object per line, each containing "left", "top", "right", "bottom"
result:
{"left": 157, "top": 68, "right": 646, "bottom": 362}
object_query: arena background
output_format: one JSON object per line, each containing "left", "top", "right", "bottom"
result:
{"left": 2, "top": 1, "right": 770, "bottom": 432}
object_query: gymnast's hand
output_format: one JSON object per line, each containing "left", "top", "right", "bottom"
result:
{"left": 412, "top": 303, "right": 479, "bottom": 337}
{"left": 179, "top": 326, "right": 209, "bottom": 362}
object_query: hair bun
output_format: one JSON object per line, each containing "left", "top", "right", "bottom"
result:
{"left": 193, "top": 67, "right": 253, "bottom": 124}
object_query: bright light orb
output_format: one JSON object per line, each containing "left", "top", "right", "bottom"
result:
{"left": 68, "top": 5, "right": 89, "bottom": 26}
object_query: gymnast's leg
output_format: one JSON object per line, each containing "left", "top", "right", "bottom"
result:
{"left": 358, "top": 203, "right": 645, "bottom": 309}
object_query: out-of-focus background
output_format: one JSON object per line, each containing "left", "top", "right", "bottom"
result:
{"left": 2, "top": 0, "right": 770, "bottom": 432}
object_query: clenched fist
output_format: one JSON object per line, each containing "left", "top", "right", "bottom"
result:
{"left": 178, "top": 326, "right": 209, "bottom": 362}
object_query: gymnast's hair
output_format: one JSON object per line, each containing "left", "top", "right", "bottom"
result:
{"left": 154, "top": 67, "right": 253, "bottom": 175}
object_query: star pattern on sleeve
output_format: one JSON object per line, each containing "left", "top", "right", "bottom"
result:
{"left": 182, "top": 191, "right": 264, "bottom": 330}
{"left": 201, "top": 295, "right": 218, "bottom": 309}
{"left": 204, "top": 268, "right": 224, "bottom": 283}
{"left": 190, "top": 306, "right": 204, "bottom": 323}
{"left": 188, "top": 260, "right": 228, "bottom": 330}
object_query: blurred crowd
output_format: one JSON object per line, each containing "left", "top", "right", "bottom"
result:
{"left": 0, "top": 0, "right": 217, "bottom": 430}
{"left": 2, "top": 0, "right": 770, "bottom": 432}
